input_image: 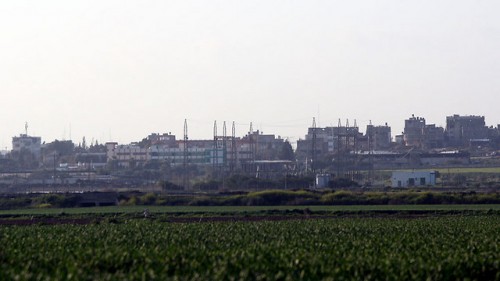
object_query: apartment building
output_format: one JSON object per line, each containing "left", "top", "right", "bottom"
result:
{"left": 445, "top": 115, "right": 490, "bottom": 147}
{"left": 403, "top": 115, "right": 444, "bottom": 149}
{"left": 12, "top": 134, "right": 42, "bottom": 159}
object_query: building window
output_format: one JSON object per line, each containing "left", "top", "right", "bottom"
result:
{"left": 408, "top": 178, "right": 415, "bottom": 186}
{"left": 420, "top": 178, "right": 426, "bottom": 185}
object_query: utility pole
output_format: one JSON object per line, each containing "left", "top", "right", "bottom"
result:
{"left": 53, "top": 153, "right": 57, "bottom": 192}
{"left": 231, "top": 121, "right": 236, "bottom": 173}
{"left": 346, "top": 119, "right": 351, "bottom": 180}
{"left": 336, "top": 119, "right": 341, "bottom": 178}
{"left": 249, "top": 122, "right": 254, "bottom": 161}
{"left": 311, "top": 117, "right": 317, "bottom": 174}
{"left": 222, "top": 121, "right": 227, "bottom": 190}
{"left": 213, "top": 121, "right": 218, "bottom": 180}
{"left": 249, "top": 122, "right": 255, "bottom": 176}
{"left": 183, "top": 119, "right": 189, "bottom": 190}
{"left": 368, "top": 120, "right": 374, "bottom": 184}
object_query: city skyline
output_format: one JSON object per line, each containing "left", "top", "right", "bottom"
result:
{"left": 1, "top": 1, "right": 499, "bottom": 148}
{"left": 2, "top": 113, "right": 499, "bottom": 152}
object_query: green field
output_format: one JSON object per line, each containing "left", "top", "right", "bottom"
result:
{"left": 436, "top": 167, "right": 500, "bottom": 174}
{"left": 1, "top": 204, "right": 500, "bottom": 216}
{"left": 1, "top": 216, "right": 498, "bottom": 280}
{"left": 390, "top": 167, "right": 500, "bottom": 174}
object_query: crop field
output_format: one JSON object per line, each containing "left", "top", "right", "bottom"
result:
{"left": 383, "top": 167, "right": 500, "bottom": 174}
{"left": 434, "top": 167, "right": 500, "bottom": 174}
{"left": 1, "top": 215, "right": 499, "bottom": 280}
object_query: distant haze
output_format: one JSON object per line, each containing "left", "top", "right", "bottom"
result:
{"left": 1, "top": 1, "right": 499, "bottom": 148}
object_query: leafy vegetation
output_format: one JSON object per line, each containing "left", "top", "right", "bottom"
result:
{"left": 0, "top": 216, "right": 498, "bottom": 280}
{"left": 116, "top": 190, "right": 500, "bottom": 206}
{"left": 1, "top": 190, "right": 500, "bottom": 210}
{"left": 1, "top": 204, "right": 500, "bottom": 216}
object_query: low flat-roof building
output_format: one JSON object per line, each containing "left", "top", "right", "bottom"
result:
{"left": 391, "top": 171, "right": 437, "bottom": 188}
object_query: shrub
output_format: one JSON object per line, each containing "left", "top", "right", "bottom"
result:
{"left": 321, "top": 191, "right": 359, "bottom": 205}
{"left": 328, "top": 178, "right": 360, "bottom": 188}
{"left": 243, "top": 190, "right": 320, "bottom": 205}
{"left": 159, "top": 181, "right": 184, "bottom": 191}
{"left": 140, "top": 193, "right": 157, "bottom": 205}
{"left": 0, "top": 197, "right": 32, "bottom": 209}
{"left": 36, "top": 203, "right": 52, "bottom": 208}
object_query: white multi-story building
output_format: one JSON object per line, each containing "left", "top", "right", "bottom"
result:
{"left": 105, "top": 130, "right": 288, "bottom": 168}
{"left": 106, "top": 141, "right": 226, "bottom": 167}
{"left": 12, "top": 134, "right": 42, "bottom": 159}
{"left": 149, "top": 145, "right": 224, "bottom": 165}
{"left": 106, "top": 143, "right": 148, "bottom": 167}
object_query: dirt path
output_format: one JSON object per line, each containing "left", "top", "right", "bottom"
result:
{"left": 0, "top": 218, "right": 93, "bottom": 225}
{"left": 0, "top": 211, "right": 482, "bottom": 226}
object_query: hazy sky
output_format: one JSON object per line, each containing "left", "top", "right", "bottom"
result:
{"left": 1, "top": 0, "right": 499, "bottom": 149}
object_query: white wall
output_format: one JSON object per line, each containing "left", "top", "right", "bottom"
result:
{"left": 391, "top": 171, "right": 436, "bottom": 188}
